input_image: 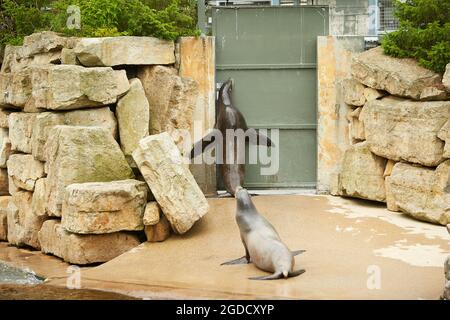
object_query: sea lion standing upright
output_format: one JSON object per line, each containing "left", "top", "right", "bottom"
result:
{"left": 222, "top": 187, "right": 306, "bottom": 280}
{"left": 190, "top": 78, "right": 274, "bottom": 196}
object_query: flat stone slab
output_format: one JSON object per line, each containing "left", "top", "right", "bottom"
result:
{"left": 352, "top": 47, "right": 443, "bottom": 100}
{"left": 38, "top": 220, "right": 140, "bottom": 265}
{"left": 62, "top": 180, "right": 147, "bottom": 234}
{"left": 74, "top": 36, "right": 175, "bottom": 67}
{"left": 44, "top": 126, "right": 134, "bottom": 217}
{"left": 132, "top": 132, "right": 209, "bottom": 234}
{"left": 31, "top": 107, "right": 117, "bottom": 161}
{"left": 362, "top": 96, "right": 450, "bottom": 167}
{"left": 7, "top": 154, "right": 45, "bottom": 191}
{"left": 27, "top": 65, "right": 130, "bottom": 111}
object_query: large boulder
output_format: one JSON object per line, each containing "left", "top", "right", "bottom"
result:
{"left": 27, "top": 65, "right": 130, "bottom": 111}
{"left": 7, "top": 191, "right": 49, "bottom": 249}
{"left": 362, "top": 96, "right": 450, "bottom": 167}
{"left": 132, "top": 132, "right": 209, "bottom": 234}
{"left": 31, "top": 107, "right": 117, "bottom": 161}
{"left": 74, "top": 36, "right": 175, "bottom": 67}
{"left": 137, "top": 66, "right": 198, "bottom": 154}
{"left": 62, "top": 180, "right": 147, "bottom": 234}
{"left": 388, "top": 161, "right": 450, "bottom": 225}
{"left": 438, "top": 120, "right": 450, "bottom": 159}
{"left": 8, "top": 112, "right": 36, "bottom": 154}
{"left": 7, "top": 154, "right": 45, "bottom": 191}
{"left": 0, "top": 68, "right": 33, "bottom": 108}
{"left": 116, "top": 78, "right": 150, "bottom": 158}
{"left": 21, "top": 31, "right": 77, "bottom": 58}
{"left": 38, "top": 220, "right": 140, "bottom": 265}
{"left": 44, "top": 126, "right": 134, "bottom": 217}
{"left": 338, "top": 141, "right": 387, "bottom": 202}
{"left": 0, "top": 196, "right": 10, "bottom": 241}
{"left": 352, "top": 47, "right": 443, "bottom": 100}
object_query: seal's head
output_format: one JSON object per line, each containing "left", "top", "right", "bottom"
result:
{"left": 235, "top": 186, "right": 257, "bottom": 213}
{"left": 219, "top": 78, "right": 234, "bottom": 106}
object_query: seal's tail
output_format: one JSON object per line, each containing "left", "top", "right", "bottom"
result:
{"left": 249, "top": 269, "right": 306, "bottom": 280}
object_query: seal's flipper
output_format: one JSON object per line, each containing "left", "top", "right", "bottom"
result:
{"left": 221, "top": 256, "right": 249, "bottom": 265}
{"left": 291, "top": 250, "right": 306, "bottom": 256}
{"left": 288, "top": 269, "right": 306, "bottom": 278}
{"left": 248, "top": 272, "right": 284, "bottom": 280}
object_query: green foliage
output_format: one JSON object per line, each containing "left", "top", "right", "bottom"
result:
{"left": 381, "top": 0, "right": 450, "bottom": 73}
{"left": 0, "top": 0, "right": 199, "bottom": 46}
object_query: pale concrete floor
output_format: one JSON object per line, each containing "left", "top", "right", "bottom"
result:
{"left": 1, "top": 195, "right": 449, "bottom": 300}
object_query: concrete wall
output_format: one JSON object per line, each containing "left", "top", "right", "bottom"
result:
{"left": 178, "top": 36, "right": 217, "bottom": 196}
{"left": 316, "top": 0, "right": 370, "bottom": 36}
{"left": 316, "top": 35, "right": 365, "bottom": 194}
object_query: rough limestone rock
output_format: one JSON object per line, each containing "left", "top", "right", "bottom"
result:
{"left": 0, "top": 68, "right": 32, "bottom": 108}
{"left": 143, "top": 202, "right": 161, "bottom": 226}
{"left": 0, "top": 169, "right": 8, "bottom": 196}
{"left": 116, "top": 78, "right": 150, "bottom": 157}
{"left": 44, "top": 126, "right": 134, "bottom": 216}
{"left": 363, "top": 87, "right": 385, "bottom": 101}
{"left": 0, "top": 196, "right": 10, "bottom": 241}
{"left": 0, "top": 109, "right": 11, "bottom": 128}
{"left": 137, "top": 66, "right": 198, "bottom": 154}
{"left": 362, "top": 97, "right": 450, "bottom": 167}
{"left": 352, "top": 47, "right": 443, "bottom": 100}
{"left": 0, "top": 128, "right": 11, "bottom": 168}
{"left": 444, "top": 64, "right": 450, "bottom": 92}
{"left": 38, "top": 220, "right": 140, "bottom": 265}
{"left": 20, "top": 31, "right": 77, "bottom": 58}
{"left": 347, "top": 107, "right": 365, "bottom": 142}
{"left": 32, "top": 107, "right": 117, "bottom": 161}
{"left": 8, "top": 112, "right": 36, "bottom": 154}
{"left": 74, "top": 36, "right": 175, "bottom": 67}
{"left": 438, "top": 120, "right": 450, "bottom": 159}
{"left": 62, "top": 180, "right": 147, "bottom": 234}
{"left": 342, "top": 78, "right": 366, "bottom": 106}
{"left": 388, "top": 161, "right": 450, "bottom": 225}
{"left": 338, "top": 141, "right": 387, "bottom": 202}
{"left": 145, "top": 214, "right": 171, "bottom": 242}
{"left": 7, "top": 191, "right": 49, "bottom": 249}
{"left": 27, "top": 65, "right": 130, "bottom": 111}
{"left": 132, "top": 132, "right": 209, "bottom": 234}
{"left": 32, "top": 178, "right": 48, "bottom": 217}
{"left": 7, "top": 154, "right": 45, "bottom": 191}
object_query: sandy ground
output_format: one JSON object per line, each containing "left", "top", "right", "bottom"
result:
{"left": 0, "top": 195, "right": 449, "bottom": 300}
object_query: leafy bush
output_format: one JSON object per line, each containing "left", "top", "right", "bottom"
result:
{"left": 0, "top": 0, "right": 199, "bottom": 46}
{"left": 381, "top": 0, "right": 450, "bottom": 74}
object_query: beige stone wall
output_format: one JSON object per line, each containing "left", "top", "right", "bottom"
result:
{"left": 0, "top": 32, "right": 212, "bottom": 263}
{"left": 316, "top": 36, "right": 365, "bottom": 194}
{"left": 320, "top": 39, "right": 450, "bottom": 226}
{"left": 178, "top": 36, "right": 217, "bottom": 196}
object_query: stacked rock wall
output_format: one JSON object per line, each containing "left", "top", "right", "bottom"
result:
{"left": 0, "top": 32, "right": 211, "bottom": 264}
{"left": 333, "top": 46, "right": 450, "bottom": 227}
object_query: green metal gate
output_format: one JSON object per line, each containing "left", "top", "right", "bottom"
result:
{"left": 213, "top": 5, "right": 329, "bottom": 189}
